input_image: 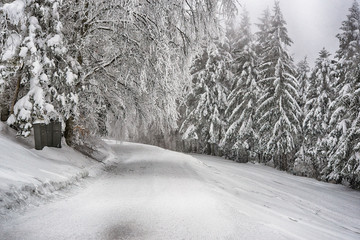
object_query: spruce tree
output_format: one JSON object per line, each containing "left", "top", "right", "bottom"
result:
{"left": 255, "top": 7, "right": 271, "bottom": 58}
{"left": 292, "top": 57, "right": 310, "bottom": 175}
{"left": 296, "top": 57, "right": 310, "bottom": 108}
{"left": 255, "top": 2, "right": 301, "bottom": 170}
{"left": 222, "top": 8, "right": 259, "bottom": 162}
{"left": 180, "top": 40, "right": 231, "bottom": 155}
{"left": 297, "top": 49, "right": 336, "bottom": 177}
{"left": 1, "top": 0, "right": 80, "bottom": 136}
{"left": 325, "top": 0, "right": 360, "bottom": 188}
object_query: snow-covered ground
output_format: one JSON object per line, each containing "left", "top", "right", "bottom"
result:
{"left": 1, "top": 140, "right": 359, "bottom": 240}
{"left": 0, "top": 122, "right": 109, "bottom": 214}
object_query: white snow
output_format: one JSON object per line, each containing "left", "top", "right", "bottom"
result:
{"left": 1, "top": 33, "right": 21, "bottom": 61}
{"left": 6, "top": 114, "right": 16, "bottom": 126}
{"left": 19, "top": 46, "right": 28, "bottom": 58}
{"left": 31, "top": 61, "right": 42, "bottom": 77}
{"left": 1, "top": 0, "right": 25, "bottom": 25}
{"left": 47, "top": 34, "right": 61, "bottom": 47}
{"left": 0, "top": 123, "right": 98, "bottom": 215}
{"left": 1, "top": 140, "right": 359, "bottom": 240}
{"left": 39, "top": 73, "right": 48, "bottom": 82}
{"left": 182, "top": 124, "right": 198, "bottom": 140}
{"left": 69, "top": 92, "right": 79, "bottom": 104}
{"left": 66, "top": 69, "right": 77, "bottom": 85}
{"left": 44, "top": 103, "right": 55, "bottom": 115}
{"left": 31, "top": 86, "right": 44, "bottom": 107}
{"left": 13, "top": 95, "right": 32, "bottom": 121}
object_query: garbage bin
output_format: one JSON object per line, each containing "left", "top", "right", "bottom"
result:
{"left": 33, "top": 123, "right": 47, "bottom": 150}
{"left": 33, "top": 121, "right": 62, "bottom": 150}
{"left": 52, "top": 121, "right": 62, "bottom": 148}
{"left": 1, "top": 108, "right": 9, "bottom": 122}
{"left": 46, "top": 122, "right": 53, "bottom": 147}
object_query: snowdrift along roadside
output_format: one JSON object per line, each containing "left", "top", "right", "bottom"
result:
{"left": 0, "top": 122, "right": 112, "bottom": 215}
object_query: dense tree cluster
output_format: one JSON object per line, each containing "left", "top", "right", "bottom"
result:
{"left": 0, "top": 0, "right": 80, "bottom": 137}
{"left": 179, "top": 38, "right": 231, "bottom": 155}
{"left": 0, "top": 0, "right": 359, "bottom": 189}
{"left": 0, "top": 0, "right": 236, "bottom": 143}
{"left": 180, "top": 1, "right": 360, "bottom": 189}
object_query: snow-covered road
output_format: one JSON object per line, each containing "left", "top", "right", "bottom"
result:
{"left": 1, "top": 142, "right": 359, "bottom": 240}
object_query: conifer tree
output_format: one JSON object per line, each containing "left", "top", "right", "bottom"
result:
{"left": 255, "top": 2, "right": 301, "bottom": 170}
{"left": 255, "top": 7, "right": 271, "bottom": 58}
{"left": 180, "top": 40, "right": 231, "bottom": 155}
{"left": 294, "top": 57, "right": 310, "bottom": 168}
{"left": 296, "top": 57, "right": 310, "bottom": 108}
{"left": 325, "top": 0, "right": 360, "bottom": 188}
{"left": 0, "top": 0, "right": 79, "bottom": 136}
{"left": 296, "top": 49, "right": 336, "bottom": 177}
{"left": 222, "top": 8, "right": 259, "bottom": 162}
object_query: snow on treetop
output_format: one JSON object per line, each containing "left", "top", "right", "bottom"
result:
{"left": 2, "top": 33, "right": 21, "bottom": 61}
{"left": 47, "top": 34, "right": 62, "bottom": 47}
{"left": 1, "top": 0, "right": 25, "bottom": 25}
{"left": 66, "top": 69, "right": 77, "bottom": 85}
{"left": 19, "top": 47, "right": 28, "bottom": 58}
{"left": 31, "top": 61, "right": 43, "bottom": 79}
{"left": 182, "top": 124, "right": 198, "bottom": 140}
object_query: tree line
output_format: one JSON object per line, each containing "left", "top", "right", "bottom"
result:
{"left": 0, "top": 0, "right": 359, "bottom": 189}
{"left": 0, "top": 0, "right": 236, "bottom": 142}
{"left": 179, "top": 1, "right": 360, "bottom": 189}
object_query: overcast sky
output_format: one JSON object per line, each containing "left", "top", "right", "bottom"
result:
{"left": 238, "top": 0, "right": 356, "bottom": 67}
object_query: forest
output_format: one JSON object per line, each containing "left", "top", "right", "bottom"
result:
{"left": 0, "top": 0, "right": 359, "bottom": 189}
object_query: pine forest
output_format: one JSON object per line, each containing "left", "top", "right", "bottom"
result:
{"left": 1, "top": 0, "right": 359, "bottom": 189}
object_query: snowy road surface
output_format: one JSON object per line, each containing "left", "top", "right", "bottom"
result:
{"left": 1, "top": 142, "right": 359, "bottom": 240}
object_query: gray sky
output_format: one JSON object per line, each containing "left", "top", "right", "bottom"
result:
{"left": 238, "top": 0, "right": 356, "bottom": 67}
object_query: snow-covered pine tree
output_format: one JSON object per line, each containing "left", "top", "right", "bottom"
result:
{"left": 0, "top": 0, "right": 26, "bottom": 123}
{"left": 253, "top": 6, "right": 272, "bottom": 164}
{"left": 255, "top": 2, "right": 301, "bottom": 170}
{"left": 295, "top": 48, "right": 336, "bottom": 178}
{"left": 180, "top": 40, "right": 231, "bottom": 155}
{"left": 177, "top": 49, "right": 207, "bottom": 152}
{"left": 293, "top": 57, "right": 310, "bottom": 170}
{"left": 221, "top": 8, "right": 259, "bottom": 162}
{"left": 0, "top": 0, "right": 80, "bottom": 137}
{"left": 324, "top": 0, "right": 360, "bottom": 188}
{"left": 296, "top": 57, "right": 310, "bottom": 108}
{"left": 255, "top": 7, "right": 271, "bottom": 58}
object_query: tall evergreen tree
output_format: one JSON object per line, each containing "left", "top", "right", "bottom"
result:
{"left": 325, "top": 0, "right": 360, "bottom": 188}
{"left": 255, "top": 7, "right": 271, "bottom": 58}
{"left": 180, "top": 40, "right": 231, "bottom": 155}
{"left": 1, "top": 0, "right": 80, "bottom": 136}
{"left": 296, "top": 57, "right": 310, "bottom": 108}
{"left": 296, "top": 49, "right": 336, "bottom": 177}
{"left": 222, "top": 8, "right": 259, "bottom": 162}
{"left": 255, "top": 2, "right": 301, "bottom": 170}
{"left": 292, "top": 57, "right": 310, "bottom": 175}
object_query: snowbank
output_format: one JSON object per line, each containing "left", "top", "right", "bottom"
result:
{"left": 0, "top": 123, "right": 112, "bottom": 215}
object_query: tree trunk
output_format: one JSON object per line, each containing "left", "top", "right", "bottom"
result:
{"left": 64, "top": 117, "right": 75, "bottom": 146}
{"left": 10, "top": 73, "right": 22, "bottom": 115}
{"left": 206, "top": 142, "right": 211, "bottom": 155}
{"left": 273, "top": 155, "right": 279, "bottom": 169}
